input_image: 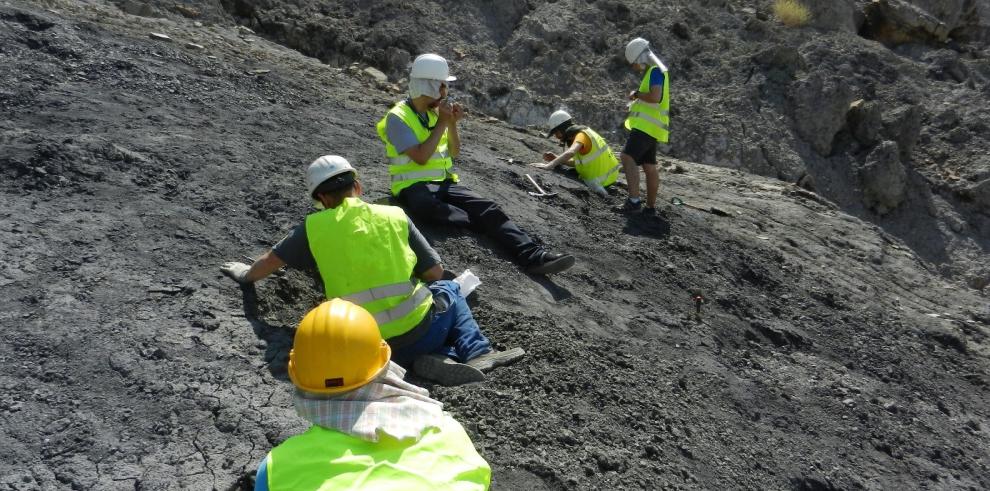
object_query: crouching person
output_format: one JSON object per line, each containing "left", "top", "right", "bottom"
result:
{"left": 531, "top": 110, "right": 621, "bottom": 198}
{"left": 254, "top": 299, "right": 492, "bottom": 490}
{"left": 221, "top": 155, "right": 523, "bottom": 385}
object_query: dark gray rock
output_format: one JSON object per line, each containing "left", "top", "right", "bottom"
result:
{"left": 792, "top": 72, "right": 855, "bottom": 156}
{"left": 881, "top": 105, "right": 922, "bottom": 161}
{"left": 847, "top": 99, "right": 883, "bottom": 147}
{"left": 859, "top": 140, "right": 907, "bottom": 214}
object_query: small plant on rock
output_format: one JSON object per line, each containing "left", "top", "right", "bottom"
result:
{"left": 774, "top": 0, "right": 810, "bottom": 27}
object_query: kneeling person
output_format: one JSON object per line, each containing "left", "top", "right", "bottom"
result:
{"left": 530, "top": 110, "right": 620, "bottom": 198}
{"left": 254, "top": 299, "right": 492, "bottom": 490}
{"left": 221, "top": 155, "right": 523, "bottom": 385}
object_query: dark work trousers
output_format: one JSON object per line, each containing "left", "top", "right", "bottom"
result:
{"left": 398, "top": 180, "right": 541, "bottom": 264}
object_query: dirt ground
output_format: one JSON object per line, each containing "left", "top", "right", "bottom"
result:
{"left": 1, "top": 1, "right": 989, "bottom": 489}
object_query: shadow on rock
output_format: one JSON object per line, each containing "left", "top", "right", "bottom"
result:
{"left": 527, "top": 274, "right": 573, "bottom": 302}
{"left": 622, "top": 213, "right": 671, "bottom": 238}
{"left": 239, "top": 284, "right": 294, "bottom": 380}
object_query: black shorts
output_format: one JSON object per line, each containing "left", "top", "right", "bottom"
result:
{"left": 621, "top": 129, "right": 658, "bottom": 166}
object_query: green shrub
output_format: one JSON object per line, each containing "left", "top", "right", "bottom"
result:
{"left": 774, "top": 0, "right": 810, "bottom": 27}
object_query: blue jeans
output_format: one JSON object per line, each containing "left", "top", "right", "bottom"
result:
{"left": 392, "top": 280, "right": 492, "bottom": 365}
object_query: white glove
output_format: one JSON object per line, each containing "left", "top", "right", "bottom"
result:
{"left": 220, "top": 262, "right": 252, "bottom": 284}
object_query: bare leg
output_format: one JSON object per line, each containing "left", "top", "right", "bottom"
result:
{"left": 620, "top": 153, "right": 639, "bottom": 200}
{"left": 643, "top": 163, "right": 659, "bottom": 208}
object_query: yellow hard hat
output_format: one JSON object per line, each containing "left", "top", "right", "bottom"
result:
{"left": 288, "top": 299, "right": 391, "bottom": 394}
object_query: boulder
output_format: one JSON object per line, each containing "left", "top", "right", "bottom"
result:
{"left": 847, "top": 99, "right": 882, "bottom": 147}
{"left": 881, "top": 105, "right": 922, "bottom": 161}
{"left": 360, "top": 67, "right": 388, "bottom": 85}
{"left": 925, "top": 49, "right": 969, "bottom": 83}
{"left": 803, "top": 0, "right": 858, "bottom": 32}
{"left": 858, "top": 140, "right": 907, "bottom": 214}
{"left": 792, "top": 71, "right": 855, "bottom": 156}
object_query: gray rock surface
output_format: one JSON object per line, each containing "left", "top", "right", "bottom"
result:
{"left": 1, "top": 1, "right": 988, "bottom": 490}
{"left": 859, "top": 140, "right": 908, "bottom": 214}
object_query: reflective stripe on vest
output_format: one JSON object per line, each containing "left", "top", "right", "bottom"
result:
{"left": 588, "top": 164, "right": 621, "bottom": 185}
{"left": 624, "top": 65, "right": 670, "bottom": 143}
{"left": 572, "top": 128, "right": 620, "bottom": 188}
{"left": 376, "top": 101, "right": 459, "bottom": 196}
{"left": 267, "top": 416, "right": 491, "bottom": 491}
{"left": 304, "top": 198, "right": 433, "bottom": 339}
{"left": 368, "top": 284, "right": 432, "bottom": 327}
{"left": 388, "top": 148, "right": 450, "bottom": 167}
{"left": 390, "top": 167, "right": 448, "bottom": 183}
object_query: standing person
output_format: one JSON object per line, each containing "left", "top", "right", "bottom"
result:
{"left": 530, "top": 109, "right": 620, "bottom": 198}
{"left": 220, "top": 155, "right": 524, "bottom": 386}
{"left": 253, "top": 298, "right": 492, "bottom": 490}
{"left": 620, "top": 37, "right": 670, "bottom": 216}
{"left": 376, "top": 53, "right": 576, "bottom": 275}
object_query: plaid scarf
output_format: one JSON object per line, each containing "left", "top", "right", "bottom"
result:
{"left": 293, "top": 361, "right": 444, "bottom": 442}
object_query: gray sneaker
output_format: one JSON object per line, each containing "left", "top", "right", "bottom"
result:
{"left": 413, "top": 354, "right": 486, "bottom": 386}
{"left": 467, "top": 347, "right": 526, "bottom": 372}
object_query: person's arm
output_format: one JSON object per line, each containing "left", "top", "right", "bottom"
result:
{"left": 405, "top": 102, "right": 455, "bottom": 165}
{"left": 221, "top": 224, "right": 312, "bottom": 284}
{"left": 635, "top": 84, "right": 663, "bottom": 104}
{"left": 221, "top": 250, "right": 285, "bottom": 284}
{"left": 254, "top": 455, "right": 270, "bottom": 491}
{"left": 407, "top": 218, "right": 443, "bottom": 282}
{"left": 634, "top": 70, "right": 664, "bottom": 104}
{"left": 531, "top": 141, "right": 582, "bottom": 169}
{"left": 447, "top": 102, "right": 463, "bottom": 158}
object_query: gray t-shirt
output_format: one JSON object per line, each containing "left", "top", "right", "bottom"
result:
{"left": 272, "top": 216, "right": 441, "bottom": 275}
{"left": 385, "top": 105, "right": 426, "bottom": 154}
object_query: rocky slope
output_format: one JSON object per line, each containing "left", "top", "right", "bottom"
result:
{"left": 201, "top": 0, "right": 990, "bottom": 288}
{"left": 1, "top": 0, "right": 988, "bottom": 489}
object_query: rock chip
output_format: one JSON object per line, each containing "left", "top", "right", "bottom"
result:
{"left": 361, "top": 67, "right": 388, "bottom": 85}
{"left": 148, "top": 32, "right": 171, "bottom": 42}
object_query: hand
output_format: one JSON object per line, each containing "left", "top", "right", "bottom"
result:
{"left": 221, "top": 262, "right": 252, "bottom": 284}
{"left": 543, "top": 152, "right": 557, "bottom": 162}
{"left": 628, "top": 90, "right": 638, "bottom": 100}
{"left": 437, "top": 101, "right": 454, "bottom": 124}
{"left": 451, "top": 102, "right": 465, "bottom": 121}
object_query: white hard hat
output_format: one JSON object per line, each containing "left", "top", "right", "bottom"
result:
{"left": 625, "top": 37, "right": 650, "bottom": 64}
{"left": 307, "top": 155, "right": 355, "bottom": 198}
{"left": 410, "top": 53, "right": 456, "bottom": 82}
{"left": 546, "top": 110, "right": 573, "bottom": 136}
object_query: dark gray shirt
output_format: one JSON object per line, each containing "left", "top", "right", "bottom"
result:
{"left": 385, "top": 107, "right": 426, "bottom": 154}
{"left": 272, "top": 216, "right": 441, "bottom": 275}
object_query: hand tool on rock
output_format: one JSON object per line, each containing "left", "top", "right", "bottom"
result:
{"left": 525, "top": 173, "right": 557, "bottom": 197}
{"left": 670, "top": 197, "right": 731, "bottom": 217}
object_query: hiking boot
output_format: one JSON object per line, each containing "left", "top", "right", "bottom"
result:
{"left": 622, "top": 198, "right": 642, "bottom": 212}
{"left": 466, "top": 347, "right": 526, "bottom": 373}
{"left": 413, "top": 354, "right": 485, "bottom": 386}
{"left": 525, "top": 251, "right": 575, "bottom": 275}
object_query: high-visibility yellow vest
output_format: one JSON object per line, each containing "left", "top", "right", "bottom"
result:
{"left": 266, "top": 416, "right": 491, "bottom": 491}
{"left": 376, "top": 101, "right": 459, "bottom": 196}
{"left": 624, "top": 65, "right": 670, "bottom": 143}
{"left": 304, "top": 197, "right": 433, "bottom": 339}
{"left": 570, "top": 128, "right": 620, "bottom": 187}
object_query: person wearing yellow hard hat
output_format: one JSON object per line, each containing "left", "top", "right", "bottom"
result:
{"left": 620, "top": 37, "right": 670, "bottom": 217}
{"left": 221, "top": 155, "right": 524, "bottom": 386}
{"left": 376, "top": 53, "right": 576, "bottom": 275}
{"left": 529, "top": 109, "right": 621, "bottom": 198}
{"left": 252, "top": 299, "right": 492, "bottom": 491}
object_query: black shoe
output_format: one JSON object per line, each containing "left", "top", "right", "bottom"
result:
{"left": 641, "top": 206, "right": 657, "bottom": 217}
{"left": 525, "top": 251, "right": 575, "bottom": 275}
{"left": 622, "top": 198, "right": 642, "bottom": 212}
